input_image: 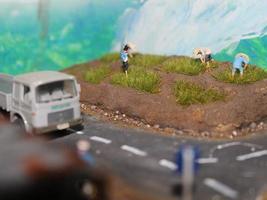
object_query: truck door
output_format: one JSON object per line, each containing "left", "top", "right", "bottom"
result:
{"left": 12, "top": 83, "right": 32, "bottom": 125}
{"left": 21, "top": 85, "right": 32, "bottom": 124}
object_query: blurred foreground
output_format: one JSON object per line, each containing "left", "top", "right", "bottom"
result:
{"left": 0, "top": 124, "right": 107, "bottom": 200}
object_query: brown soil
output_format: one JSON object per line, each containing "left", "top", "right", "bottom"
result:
{"left": 64, "top": 58, "right": 267, "bottom": 138}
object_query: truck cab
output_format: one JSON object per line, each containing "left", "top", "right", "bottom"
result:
{"left": 11, "top": 71, "right": 83, "bottom": 134}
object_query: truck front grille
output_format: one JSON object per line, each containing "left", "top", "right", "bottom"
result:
{"left": 48, "top": 109, "right": 74, "bottom": 125}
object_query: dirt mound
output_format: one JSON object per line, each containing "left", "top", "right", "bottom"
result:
{"left": 65, "top": 58, "right": 267, "bottom": 137}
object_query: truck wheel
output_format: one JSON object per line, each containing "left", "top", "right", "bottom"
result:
{"left": 72, "top": 124, "right": 84, "bottom": 132}
{"left": 14, "top": 117, "right": 26, "bottom": 133}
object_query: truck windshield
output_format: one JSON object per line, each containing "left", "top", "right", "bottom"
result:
{"left": 36, "top": 80, "right": 77, "bottom": 103}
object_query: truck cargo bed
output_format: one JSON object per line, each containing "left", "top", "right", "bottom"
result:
{"left": 0, "top": 74, "right": 13, "bottom": 111}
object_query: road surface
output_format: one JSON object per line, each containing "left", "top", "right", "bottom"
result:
{"left": 53, "top": 115, "right": 267, "bottom": 200}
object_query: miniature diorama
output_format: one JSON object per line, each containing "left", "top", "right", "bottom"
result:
{"left": 0, "top": 0, "right": 267, "bottom": 200}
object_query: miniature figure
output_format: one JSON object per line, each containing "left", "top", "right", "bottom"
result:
{"left": 77, "top": 140, "right": 95, "bottom": 165}
{"left": 193, "top": 48, "right": 213, "bottom": 71}
{"left": 232, "top": 53, "right": 249, "bottom": 78}
{"left": 120, "top": 43, "right": 135, "bottom": 77}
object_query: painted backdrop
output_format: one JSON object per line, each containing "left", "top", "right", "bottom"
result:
{"left": 0, "top": 0, "right": 141, "bottom": 74}
{"left": 0, "top": 0, "right": 267, "bottom": 75}
{"left": 115, "top": 0, "right": 267, "bottom": 69}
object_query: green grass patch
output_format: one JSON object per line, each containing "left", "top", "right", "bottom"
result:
{"left": 131, "top": 54, "right": 168, "bottom": 68}
{"left": 85, "top": 65, "right": 111, "bottom": 84}
{"left": 174, "top": 80, "right": 225, "bottom": 106}
{"left": 209, "top": 61, "right": 220, "bottom": 69}
{"left": 163, "top": 57, "right": 205, "bottom": 75}
{"left": 111, "top": 67, "right": 160, "bottom": 93}
{"left": 100, "top": 52, "right": 120, "bottom": 63}
{"left": 213, "top": 66, "right": 267, "bottom": 84}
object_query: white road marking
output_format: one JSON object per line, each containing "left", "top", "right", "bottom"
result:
{"left": 217, "top": 142, "right": 241, "bottom": 149}
{"left": 90, "top": 136, "right": 112, "bottom": 144}
{"left": 68, "top": 128, "right": 84, "bottom": 135}
{"left": 159, "top": 159, "right": 178, "bottom": 171}
{"left": 121, "top": 145, "right": 147, "bottom": 156}
{"left": 236, "top": 150, "right": 267, "bottom": 161}
{"left": 204, "top": 178, "right": 238, "bottom": 199}
{"left": 209, "top": 142, "right": 262, "bottom": 157}
{"left": 197, "top": 157, "right": 218, "bottom": 164}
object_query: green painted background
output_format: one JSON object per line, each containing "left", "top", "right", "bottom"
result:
{"left": 0, "top": 0, "right": 138, "bottom": 74}
{"left": 0, "top": 0, "right": 266, "bottom": 75}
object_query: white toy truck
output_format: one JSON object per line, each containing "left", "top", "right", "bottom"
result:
{"left": 0, "top": 71, "right": 83, "bottom": 134}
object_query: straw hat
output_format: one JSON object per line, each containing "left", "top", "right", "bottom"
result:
{"left": 235, "top": 53, "right": 250, "bottom": 63}
{"left": 77, "top": 140, "right": 91, "bottom": 151}
{"left": 126, "top": 42, "right": 137, "bottom": 51}
{"left": 193, "top": 48, "right": 204, "bottom": 58}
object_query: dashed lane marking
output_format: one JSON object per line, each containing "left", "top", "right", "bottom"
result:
{"left": 121, "top": 145, "right": 147, "bottom": 156}
{"left": 236, "top": 150, "right": 267, "bottom": 161}
{"left": 209, "top": 142, "right": 262, "bottom": 158}
{"left": 197, "top": 157, "right": 218, "bottom": 164}
{"left": 90, "top": 136, "right": 112, "bottom": 144}
{"left": 159, "top": 159, "right": 177, "bottom": 170}
{"left": 204, "top": 178, "right": 238, "bottom": 199}
{"left": 68, "top": 128, "right": 84, "bottom": 135}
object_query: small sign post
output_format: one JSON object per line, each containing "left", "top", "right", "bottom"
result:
{"left": 176, "top": 145, "right": 200, "bottom": 200}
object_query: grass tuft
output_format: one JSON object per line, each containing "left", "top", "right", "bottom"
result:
{"left": 174, "top": 80, "right": 225, "bottom": 106}
{"left": 163, "top": 57, "right": 205, "bottom": 75}
{"left": 213, "top": 66, "right": 267, "bottom": 84}
{"left": 110, "top": 67, "right": 160, "bottom": 93}
{"left": 131, "top": 54, "right": 168, "bottom": 68}
{"left": 85, "top": 65, "right": 111, "bottom": 84}
{"left": 100, "top": 52, "right": 120, "bottom": 63}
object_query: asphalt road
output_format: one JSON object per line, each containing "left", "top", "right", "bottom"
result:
{"left": 53, "top": 115, "right": 267, "bottom": 200}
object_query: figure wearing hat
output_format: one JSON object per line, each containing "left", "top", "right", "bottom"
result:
{"left": 232, "top": 53, "right": 249, "bottom": 78}
{"left": 193, "top": 48, "right": 213, "bottom": 71}
{"left": 120, "top": 43, "right": 134, "bottom": 77}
